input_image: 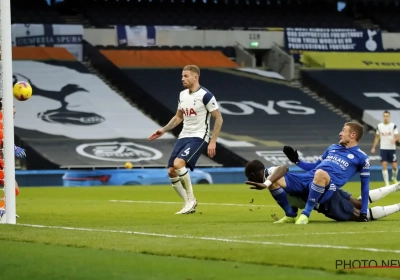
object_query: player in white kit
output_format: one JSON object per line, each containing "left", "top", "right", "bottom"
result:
{"left": 149, "top": 65, "right": 223, "bottom": 214}
{"left": 371, "top": 111, "right": 400, "bottom": 186}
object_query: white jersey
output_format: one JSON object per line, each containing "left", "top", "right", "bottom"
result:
{"left": 177, "top": 87, "right": 219, "bottom": 142}
{"left": 376, "top": 122, "right": 399, "bottom": 150}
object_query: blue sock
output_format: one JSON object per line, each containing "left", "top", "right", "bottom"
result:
{"left": 270, "top": 188, "right": 297, "bottom": 217}
{"left": 302, "top": 182, "right": 326, "bottom": 217}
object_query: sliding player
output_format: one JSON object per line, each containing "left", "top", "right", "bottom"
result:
{"left": 245, "top": 161, "right": 400, "bottom": 222}
{"left": 265, "top": 122, "right": 370, "bottom": 224}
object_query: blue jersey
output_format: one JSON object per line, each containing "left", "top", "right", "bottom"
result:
{"left": 309, "top": 144, "right": 370, "bottom": 187}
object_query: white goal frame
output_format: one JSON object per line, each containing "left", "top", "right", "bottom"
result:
{"left": 1, "top": 0, "right": 16, "bottom": 224}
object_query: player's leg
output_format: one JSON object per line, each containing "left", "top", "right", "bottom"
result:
{"left": 14, "top": 180, "right": 20, "bottom": 218}
{"left": 167, "top": 139, "right": 189, "bottom": 214}
{"left": 381, "top": 150, "right": 390, "bottom": 186}
{"left": 269, "top": 172, "right": 314, "bottom": 223}
{"left": 318, "top": 190, "right": 355, "bottom": 222}
{"left": 0, "top": 151, "right": 4, "bottom": 217}
{"left": 345, "top": 190, "right": 400, "bottom": 221}
{"left": 0, "top": 157, "right": 3, "bottom": 210}
{"left": 0, "top": 189, "right": 4, "bottom": 211}
{"left": 390, "top": 151, "right": 398, "bottom": 183}
{"left": 296, "top": 169, "right": 331, "bottom": 225}
{"left": 267, "top": 169, "right": 302, "bottom": 220}
{"left": 245, "top": 164, "right": 298, "bottom": 222}
{"left": 349, "top": 202, "right": 400, "bottom": 221}
{"left": 356, "top": 182, "right": 400, "bottom": 203}
{"left": 173, "top": 137, "right": 207, "bottom": 214}
{"left": 173, "top": 157, "right": 195, "bottom": 211}
{"left": 269, "top": 177, "right": 297, "bottom": 223}
{"left": 0, "top": 180, "right": 20, "bottom": 218}
{"left": 286, "top": 194, "right": 305, "bottom": 210}
{"left": 315, "top": 189, "right": 391, "bottom": 223}
{"left": 367, "top": 203, "right": 400, "bottom": 220}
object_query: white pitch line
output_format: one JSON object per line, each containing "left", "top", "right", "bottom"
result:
{"left": 16, "top": 223, "right": 400, "bottom": 254}
{"left": 109, "top": 200, "right": 278, "bottom": 208}
{"left": 229, "top": 230, "right": 400, "bottom": 238}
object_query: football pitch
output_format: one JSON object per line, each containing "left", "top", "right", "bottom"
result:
{"left": 1, "top": 182, "right": 399, "bottom": 280}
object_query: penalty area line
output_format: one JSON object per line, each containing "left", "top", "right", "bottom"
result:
{"left": 109, "top": 200, "right": 278, "bottom": 208}
{"left": 16, "top": 223, "right": 400, "bottom": 255}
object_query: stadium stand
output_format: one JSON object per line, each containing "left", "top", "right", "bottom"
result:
{"left": 10, "top": 0, "right": 400, "bottom": 32}
{"left": 355, "top": 0, "right": 400, "bottom": 32}
{"left": 95, "top": 46, "right": 238, "bottom": 62}
{"left": 83, "top": 42, "right": 246, "bottom": 167}
{"left": 11, "top": 46, "right": 219, "bottom": 169}
{"left": 90, "top": 46, "right": 379, "bottom": 166}
{"left": 11, "top": 0, "right": 65, "bottom": 24}
{"left": 7, "top": 0, "right": 398, "bottom": 170}
{"left": 57, "top": 0, "right": 359, "bottom": 29}
{"left": 371, "top": 11, "right": 400, "bottom": 32}
{"left": 301, "top": 69, "right": 400, "bottom": 132}
{"left": 99, "top": 49, "right": 238, "bottom": 68}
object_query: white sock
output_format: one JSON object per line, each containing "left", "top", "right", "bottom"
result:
{"left": 177, "top": 167, "right": 194, "bottom": 200}
{"left": 392, "top": 169, "right": 398, "bottom": 180}
{"left": 367, "top": 204, "right": 400, "bottom": 220}
{"left": 368, "top": 183, "right": 400, "bottom": 203}
{"left": 170, "top": 177, "right": 187, "bottom": 202}
{"left": 382, "top": 170, "right": 389, "bottom": 186}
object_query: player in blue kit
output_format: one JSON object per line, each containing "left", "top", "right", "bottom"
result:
{"left": 245, "top": 163, "right": 400, "bottom": 222}
{"left": 246, "top": 122, "right": 370, "bottom": 224}
{"left": 284, "top": 122, "right": 370, "bottom": 224}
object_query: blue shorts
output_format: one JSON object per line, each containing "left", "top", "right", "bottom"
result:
{"left": 380, "top": 149, "right": 397, "bottom": 163}
{"left": 283, "top": 172, "right": 336, "bottom": 204}
{"left": 168, "top": 137, "right": 207, "bottom": 171}
{"left": 317, "top": 189, "right": 354, "bottom": 221}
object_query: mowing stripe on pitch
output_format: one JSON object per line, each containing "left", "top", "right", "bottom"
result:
{"left": 109, "top": 200, "right": 278, "bottom": 207}
{"left": 16, "top": 223, "right": 400, "bottom": 254}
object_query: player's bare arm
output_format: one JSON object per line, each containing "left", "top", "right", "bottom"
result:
{"left": 207, "top": 109, "right": 223, "bottom": 158}
{"left": 148, "top": 110, "right": 183, "bottom": 141}
{"left": 245, "top": 165, "right": 288, "bottom": 190}
{"left": 163, "top": 109, "right": 184, "bottom": 132}
{"left": 393, "top": 133, "right": 400, "bottom": 144}
{"left": 371, "top": 134, "right": 380, "bottom": 153}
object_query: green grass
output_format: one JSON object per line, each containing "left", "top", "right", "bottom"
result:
{"left": 1, "top": 182, "right": 400, "bottom": 279}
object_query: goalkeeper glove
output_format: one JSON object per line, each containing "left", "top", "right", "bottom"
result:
{"left": 14, "top": 146, "right": 26, "bottom": 158}
{"left": 283, "top": 146, "right": 299, "bottom": 164}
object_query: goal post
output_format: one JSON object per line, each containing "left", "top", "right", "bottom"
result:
{"left": 1, "top": 0, "right": 16, "bottom": 224}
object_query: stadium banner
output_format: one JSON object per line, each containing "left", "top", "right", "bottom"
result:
{"left": 300, "top": 52, "right": 400, "bottom": 69}
{"left": 301, "top": 69, "right": 400, "bottom": 135}
{"left": 115, "top": 25, "right": 196, "bottom": 47}
{"left": 122, "top": 68, "right": 381, "bottom": 166}
{"left": 284, "top": 28, "right": 384, "bottom": 62}
{"left": 11, "top": 24, "right": 84, "bottom": 61}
